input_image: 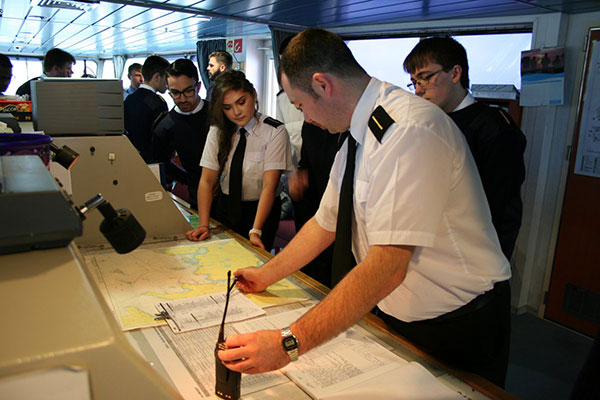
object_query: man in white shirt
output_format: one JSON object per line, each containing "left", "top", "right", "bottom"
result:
{"left": 217, "top": 28, "right": 511, "bottom": 387}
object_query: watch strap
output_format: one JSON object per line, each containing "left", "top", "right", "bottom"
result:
{"left": 281, "top": 327, "right": 299, "bottom": 362}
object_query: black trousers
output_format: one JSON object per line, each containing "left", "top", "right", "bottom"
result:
{"left": 377, "top": 280, "right": 511, "bottom": 388}
{"left": 216, "top": 193, "right": 281, "bottom": 252}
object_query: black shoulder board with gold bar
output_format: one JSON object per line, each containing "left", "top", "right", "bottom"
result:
{"left": 368, "top": 105, "right": 394, "bottom": 143}
{"left": 263, "top": 116, "right": 283, "bottom": 128}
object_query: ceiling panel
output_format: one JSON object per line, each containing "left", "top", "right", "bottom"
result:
{"left": 1, "top": 0, "right": 600, "bottom": 58}
{"left": 28, "top": 7, "right": 82, "bottom": 24}
{"left": 61, "top": 3, "right": 124, "bottom": 26}
{"left": 312, "top": 1, "right": 543, "bottom": 27}
{"left": 0, "top": 19, "right": 25, "bottom": 40}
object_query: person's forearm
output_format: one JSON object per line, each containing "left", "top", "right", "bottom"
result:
{"left": 252, "top": 186, "right": 276, "bottom": 231}
{"left": 197, "top": 179, "right": 213, "bottom": 226}
{"left": 290, "top": 245, "right": 413, "bottom": 356}
{"left": 258, "top": 217, "right": 335, "bottom": 285}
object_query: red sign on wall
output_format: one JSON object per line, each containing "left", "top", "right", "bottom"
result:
{"left": 233, "top": 38, "right": 242, "bottom": 53}
{"left": 226, "top": 38, "right": 243, "bottom": 54}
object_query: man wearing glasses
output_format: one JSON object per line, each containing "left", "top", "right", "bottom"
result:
{"left": 152, "top": 59, "right": 211, "bottom": 209}
{"left": 404, "top": 37, "right": 526, "bottom": 262}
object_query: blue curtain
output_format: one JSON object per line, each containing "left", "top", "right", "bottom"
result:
{"left": 269, "top": 26, "right": 300, "bottom": 82}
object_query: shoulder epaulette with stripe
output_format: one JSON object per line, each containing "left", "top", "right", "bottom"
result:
{"left": 263, "top": 116, "right": 284, "bottom": 128}
{"left": 368, "top": 105, "right": 394, "bottom": 143}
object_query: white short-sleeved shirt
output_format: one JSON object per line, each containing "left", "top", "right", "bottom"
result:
{"left": 200, "top": 113, "right": 293, "bottom": 201}
{"left": 315, "top": 78, "right": 511, "bottom": 322}
{"left": 276, "top": 91, "right": 304, "bottom": 167}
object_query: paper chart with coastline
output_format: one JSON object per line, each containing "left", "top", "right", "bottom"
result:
{"left": 86, "top": 239, "right": 307, "bottom": 330}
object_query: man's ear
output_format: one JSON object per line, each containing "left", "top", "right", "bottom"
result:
{"left": 451, "top": 65, "right": 463, "bottom": 84}
{"left": 311, "top": 72, "right": 333, "bottom": 97}
{"left": 219, "top": 64, "right": 227, "bottom": 72}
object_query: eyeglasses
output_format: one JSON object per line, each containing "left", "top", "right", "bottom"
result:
{"left": 169, "top": 83, "right": 198, "bottom": 99}
{"left": 407, "top": 69, "right": 447, "bottom": 91}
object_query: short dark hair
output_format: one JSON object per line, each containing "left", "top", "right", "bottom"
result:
{"left": 128, "top": 63, "right": 142, "bottom": 75}
{"left": 141, "top": 55, "right": 169, "bottom": 82}
{"left": 43, "top": 48, "right": 75, "bottom": 72}
{"left": 280, "top": 28, "right": 366, "bottom": 97}
{"left": 0, "top": 54, "right": 12, "bottom": 68}
{"left": 166, "top": 58, "right": 199, "bottom": 82}
{"left": 209, "top": 51, "right": 232, "bottom": 70}
{"left": 403, "top": 36, "right": 470, "bottom": 89}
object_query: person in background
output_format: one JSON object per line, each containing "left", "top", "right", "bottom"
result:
{"left": 186, "top": 70, "right": 292, "bottom": 251}
{"left": 216, "top": 28, "right": 511, "bottom": 389}
{"left": 153, "top": 59, "right": 211, "bottom": 210}
{"left": 0, "top": 54, "right": 13, "bottom": 94}
{"left": 403, "top": 36, "right": 526, "bottom": 260}
{"left": 275, "top": 35, "right": 304, "bottom": 166}
{"left": 16, "top": 48, "right": 75, "bottom": 97}
{"left": 206, "top": 50, "right": 232, "bottom": 101}
{"left": 124, "top": 55, "right": 170, "bottom": 163}
{"left": 288, "top": 121, "right": 347, "bottom": 288}
{"left": 123, "top": 63, "right": 143, "bottom": 100}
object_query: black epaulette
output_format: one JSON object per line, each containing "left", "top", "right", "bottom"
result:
{"left": 368, "top": 105, "right": 394, "bottom": 143}
{"left": 263, "top": 116, "right": 284, "bottom": 128}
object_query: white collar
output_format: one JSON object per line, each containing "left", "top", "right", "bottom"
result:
{"left": 240, "top": 114, "right": 260, "bottom": 134}
{"left": 174, "top": 99, "right": 204, "bottom": 115}
{"left": 139, "top": 83, "right": 156, "bottom": 93}
{"left": 452, "top": 92, "right": 476, "bottom": 112}
{"left": 350, "top": 77, "right": 380, "bottom": 146}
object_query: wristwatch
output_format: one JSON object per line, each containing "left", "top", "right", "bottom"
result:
{"left": 249, "top": 228, "right": 262, "bottom": 238}
{"left": 281, "top": 327, "right": 299, "bottom": 361}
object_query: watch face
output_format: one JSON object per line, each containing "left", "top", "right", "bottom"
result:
{"left": 283, "top": 336, "right": 297, "bottom": 350}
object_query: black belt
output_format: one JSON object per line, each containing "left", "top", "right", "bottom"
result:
{"left": 432, "top": 280, "right": 509, "bottom": 322}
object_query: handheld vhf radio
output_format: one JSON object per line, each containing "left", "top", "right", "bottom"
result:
{"left": 215, "top": 271, "right": 241, "bottom": 400}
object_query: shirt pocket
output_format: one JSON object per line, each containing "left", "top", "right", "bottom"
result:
{"left": 245, "top": 151, "right": 264, "bottom": 179}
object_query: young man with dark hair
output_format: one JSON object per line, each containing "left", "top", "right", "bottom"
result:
{"left": 404, "top": 36, "right": 526, "bottom": 260}
{"left": 16, "top": 48, "right": 75, "bottom": 97}
{"left": 217, "top": 28, "right": 512, "bottom": 388}
{"left": 124, "top": 55, "right": 170, "bottom": 163}
{"left": 152, "top": 58, "right": 211, "bottom": 209}
{"left": 207, "top": 50, "right": 233, "bottom": 80}
{"left": 123, "top": 63, "right": 143, "bottom": 100}
{"left": 206, "top": 50, "right": 232, "bottom": 101}
{"left": 0, "top": 54, "right": 13, "bottom": 94}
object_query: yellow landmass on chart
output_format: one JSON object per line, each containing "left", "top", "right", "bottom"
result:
{"left": 121, "top": 306, "right": 156, "bottom": 327}
{"left": 248, "top": 279, "right": 308, "bottom": 307}
{"left": 87, "top": 239, "right": 307, "bottom": 331}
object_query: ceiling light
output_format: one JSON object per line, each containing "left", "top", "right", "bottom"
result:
{"left": 38, "top": 0, "right": 99, "bottom": 12}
